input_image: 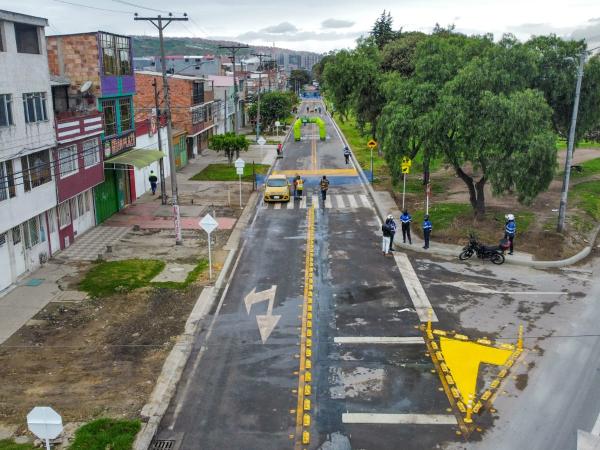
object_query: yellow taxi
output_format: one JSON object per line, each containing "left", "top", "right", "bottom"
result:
{"left": 264, "top": 174, "right": 291, "bottom": 202}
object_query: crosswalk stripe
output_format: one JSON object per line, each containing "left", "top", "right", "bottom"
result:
{"left": 335, "top": 195, "right": 346, "bottom": 209}
{"left": 300, "top": 195, "right": 307, "bottom": 209}
{"left": 325, "top": 195, "right": 333, "bottom": 209}
{"left": 347, "top": 195, "right": 358, "bottom": 208}
{"left": 286, "top": 200, "right": 294, "bottom": 209}
{"left": 312, "top": 195, "right": 319, "bottom": 209}
{"left": 359, "top": 194, "right": 370, "bottom": 207}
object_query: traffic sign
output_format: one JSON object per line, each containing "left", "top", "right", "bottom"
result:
{"left": 257, "top": 136, "right": 267, "bottom": 146}
{"left": 402, "top": 166, "right": 410, "bottom": 174}
{"left": 401, "top": 157, "right": 412, "bottom": 167}
{"left": 199, "top": 213, "right": 218, "bottom": 234}
{"left": 236, "top": 167, "right": 244, "bottom": 175}
{"left": 275, "top": 121, "right": 281, "bottom": 127}
{"left": 27, "top": 407, "right": 63, "bottom": 450}
{"left": 367, "top": 139, "right": 377, "bottom": 150}
{"left": 234, "top": 158, "right": 245, "bottom": 169}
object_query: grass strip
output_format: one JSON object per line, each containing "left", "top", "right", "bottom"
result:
{"left": 0, "top": 440, "right": 35, "bottom": 450}
{"left": 69, "top": 418, "right": 140, "bottom": 450}
{"left": 190, "top": 163, "right": 270, "bottom": 182}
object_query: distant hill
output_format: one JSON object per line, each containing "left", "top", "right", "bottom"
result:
{"left": 132, "top": 36, "right": 321, "bottom": 58}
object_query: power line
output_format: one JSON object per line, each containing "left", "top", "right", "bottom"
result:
{"left": 110, "top": 0, "right": 173, "bottom": 14}
{"left": 50, "top": 0, "right": 134, "bottom": 14}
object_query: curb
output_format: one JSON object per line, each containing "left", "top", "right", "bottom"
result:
{"left": 325, "top": 107, "right": 600, "bottom": 269}
{"left": 133, "top": 191, "right": 258, "bottom": 450}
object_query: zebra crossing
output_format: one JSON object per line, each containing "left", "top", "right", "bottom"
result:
{"left": 262, "top": 193, "right": 371, "bottom": 210}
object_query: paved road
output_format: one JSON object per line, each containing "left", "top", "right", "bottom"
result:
{"left": 154, "top": 99, "right": 600, "bottom": 450}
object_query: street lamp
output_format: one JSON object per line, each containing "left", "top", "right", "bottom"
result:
{"left": 557, "top": 45, "right": 600, "bottom": 232}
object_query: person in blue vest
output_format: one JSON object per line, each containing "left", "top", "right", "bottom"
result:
{"left": 504, "top": 213, "right": 516, "bottom": 255}
{"left": 400, "top": 210, "right": 412, "bottom": 244}
{"left": 343, "top": 146, "right": 351, "bottom": 165}
{"left": 422, "top": 214, "right": 432, "bottom": 249}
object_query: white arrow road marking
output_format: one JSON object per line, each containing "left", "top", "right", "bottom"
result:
{"left": 436, "top": 281, "right": 567, "bottom": 295}
{"left": 244, "top": 285, "right": 280, "bottom": 343}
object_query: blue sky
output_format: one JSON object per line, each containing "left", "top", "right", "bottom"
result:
{"left": 2, "top": 0, "right": 599, "bottom": 53}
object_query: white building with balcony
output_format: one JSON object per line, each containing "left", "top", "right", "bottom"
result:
{"left": 207, "top": 75, "right": 235, "bottom": 134}
{"left": 0, "top": 10, "right": 58, "bottom": 292}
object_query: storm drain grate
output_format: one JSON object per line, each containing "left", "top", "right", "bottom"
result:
{"left": 150, "top": 440, "right": 175, "bottom": 450}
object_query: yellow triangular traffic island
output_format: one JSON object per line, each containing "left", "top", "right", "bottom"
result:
{"left": 422, "top": 323, "right": 524, "bottom": 436}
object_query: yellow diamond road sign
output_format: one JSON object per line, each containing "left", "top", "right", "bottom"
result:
{"left": 367, "top": 140, "right": 377, "bottom": 149}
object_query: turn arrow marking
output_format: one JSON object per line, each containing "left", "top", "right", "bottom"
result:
{"left": 244, "top": 285, "right": 280, "bottom": 343}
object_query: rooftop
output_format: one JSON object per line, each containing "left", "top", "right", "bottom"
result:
{"left": 0, "top": 9, "right": 48, "bottom": 27}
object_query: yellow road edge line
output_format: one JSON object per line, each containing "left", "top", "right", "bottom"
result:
{"left": 295, "top": 206, "right": 315, "bottom": 449}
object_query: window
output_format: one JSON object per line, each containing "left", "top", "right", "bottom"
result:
{"left": 22, "top": 92, "right": 48, "bottom": 123}
{"left": 59, "top": 145, "right": 78, "bottom": 178}
{"left": 12, "top": 226, "right": 21, "bottom": 244}
{"left": 77, "top": 193, "right": 85, "bottom": 217}
{"left": 100, "top": 33, "right": 131, "bottom": 76}
{"left": 0, "top": 233, "right": 5, "bottom": 246}
{"left": 0, "top": 160, "right": 16, "bottom": 201}
{"left": 0, "top": 22, "right": 4, "bottom": 52}
{"left": 192, "top": 82, "right": 204, "bottom": 105}
{"left": 83, "top": 138, "right": 100, "bottom": 167}
{"left": 0, "top": 94, "right": 13, "bottom": 126}
{"left": 24, "top": 217, "right": 40, "bottom": 248}
{"left": 119, "top": 98, "right": 132, "bottom": 132}
{"left": 14, "top": 23, "right": 40, "bottom": 54}
{"left": 102, "top": 99, "right": 117, "bottom": 136}
{"left": 21, "top": 150, "right": 51, "bottom": 191}
{"left": 58, "top": 202, "right": 71, "bottom": 229}
{"left": 191, "top": 104, "right": 206, "bottom": 124}
{"left": 70, "top": 198, "right": 78, "bottom": 220}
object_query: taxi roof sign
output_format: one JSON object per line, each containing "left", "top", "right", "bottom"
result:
{"left": 367, "top": 140, "right": 377, "bottom": 150}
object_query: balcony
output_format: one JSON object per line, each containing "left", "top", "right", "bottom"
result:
{"left": 55, "top": 110, "right": 104, "bottom": 144}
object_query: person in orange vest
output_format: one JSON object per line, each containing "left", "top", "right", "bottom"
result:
{"left": 295, "top": 175, "right": 304, "bottom": 199}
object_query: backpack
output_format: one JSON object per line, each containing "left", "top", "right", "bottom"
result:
{"left": 382, "top": 223, "right": 391, "bottom": 235}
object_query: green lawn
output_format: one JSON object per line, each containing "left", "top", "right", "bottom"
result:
{"left": 79, "top": 259, "right": 209, "bottom": 297}
{"left": 400, "top": 176, "right": 446, "bottom": 194}
{"left": 190, "top": 163, "right": 270, "bottom": 182}
{"left": 572, "top": 180, "right": 600, "bottom": 220}
{"left": 572, "top": 157, "right": 600, "bottom": 178}
{"left": 412, "top": 203, "right": 473, "bottom": 231}
{"left": 69, "top": 419, "right": 140, "bottom": 450}
{"left": 0, "top": 440, "right": 35, "bottom": 450}
{"left": 556, "top": 139, "right": 600, "bottom": 150}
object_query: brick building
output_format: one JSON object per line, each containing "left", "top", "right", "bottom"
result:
{"left": 135, "top": 71, "right": 215, "bottom": 160}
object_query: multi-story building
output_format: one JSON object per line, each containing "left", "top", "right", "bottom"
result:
{"left": 47, "top": 31, "right": 140, "bottom": 223}
{"left": 0, "top": 10, "right": 59, "bottom": 291}
{"left": 135, "top": 71, "right": 214, "bottom": 159}
{"left": 207, "top": 75, "right": 235, "bottom": 134}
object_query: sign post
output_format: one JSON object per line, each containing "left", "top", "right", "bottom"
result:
{"left": 426, "top": 182, "right": 431, "bottom": 215}
{"left": 401, "top": 157, "right": 412, "bottom": 210}
{"left": 275, "top": 121, "right": 281, "bottom": 137}
{"left": 367, "top": 140, "right": 377, "bottom": 184}
{"left": 27, "top": 407, "right": 63, "bottom": 450}
{"left": 235, "top": 158, "right": 245, "bottom": 209}
{"left": 199, "top": 214, "right": 219, "bottom": 280}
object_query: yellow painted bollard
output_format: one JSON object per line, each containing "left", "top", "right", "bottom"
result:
{"left": 302, "top": 431, "right": 310, "bottom": 444}
{"left": 464, "top": 394, "right": 474, "bottom": 424}
{"left": 517, "top": 324, "right": 524, "bottom": 350}
{"left": 426, "top": 308, "right": 433, "bottom": 333}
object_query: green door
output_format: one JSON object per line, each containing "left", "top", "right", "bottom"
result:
{"left": 95, "top": 170, "right": 119, "bottom": 224}
{"left": 116, "top": 167, "right": 127, "bottom": 209}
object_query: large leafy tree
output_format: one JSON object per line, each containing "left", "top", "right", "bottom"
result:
{"left": 209, "top": 132, "right": 249, "bottom": 164}
{"left": 380, "top": 32, "right": 427, "bottom": 76}
{"left": 371, "top": 10, "right": 400, "bottom": 50}
{"left": 289, "top": 69, "right": 311, "bottom": 88}
{"left": 247, "top": 91, "right": 294, "bottom": 130}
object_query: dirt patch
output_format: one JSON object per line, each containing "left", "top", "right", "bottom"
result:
{"left": 0, "top": 284, "right": 202, "bottom": 430}
{"left": 514, "top": 373, "right": 529, "bottom": 391}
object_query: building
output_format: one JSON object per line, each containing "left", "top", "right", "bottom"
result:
{"left": 135, "top": 71, "right": 214, "bottom": 159}
{"left": 134, "top": 55, "right": 223, "bottom": 78}
{"left": 207, "top": 75, "right": 234, "bottom": 134}
{"left": 47, "top": 31, "right": 140, "bottom": 223}
{"left": 132, "top": 112, "right": 170, "bottom": 198}
{"left": 0, "top": 10, "right": 59, "bottom": 291}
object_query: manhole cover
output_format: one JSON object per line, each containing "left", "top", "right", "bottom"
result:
{"left": 150, "top": 440, "right": 175, "bottom": 450}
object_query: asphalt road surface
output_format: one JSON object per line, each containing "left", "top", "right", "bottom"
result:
{"left": 154, "top": 99, "right": 600, "bottom": 450}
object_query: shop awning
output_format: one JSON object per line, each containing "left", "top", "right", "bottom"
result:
{"left": 104, "top": 149, "right": 164, "bottom": 168}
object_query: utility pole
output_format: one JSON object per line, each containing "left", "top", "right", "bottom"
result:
{"left": 223, "top": 88, "right": 228, "bottom": 132}
{"left": 557, "top": 51, "right": 586, "bottom": 233}
{"left": 219, "top": 44, "right": 249, "bottom": 133}
{"left": 253, "top": 53, "right": 269, "bottom": 142}
{"left": 135, "top": 12, "right": 188, "bottom": 245}
{"left": 152, "top": 79, "right": 167, "bottom": 205}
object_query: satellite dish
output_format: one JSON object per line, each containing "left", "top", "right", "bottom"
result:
{"left": 80, "top": 81, "right": 92, "bottom": 93}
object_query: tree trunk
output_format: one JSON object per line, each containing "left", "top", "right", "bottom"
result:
{"left": 422, "top": 152, "right": 430, "bottom": 186}
{"left": 475, "top": 176, "right": 486, "bottom": 216}
{"left": 454, "top": 166, "right": 486, "bottom": 217}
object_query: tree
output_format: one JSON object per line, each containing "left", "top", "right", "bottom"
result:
{"left": 371, "top": 10, "right": 400, "bottom": 50}
{"left": 247, "top": 91, "right": 293, "bottom": 130}
{"left": 209, "top": 132, "right": 249, "bottom": 164}
{"left": 289, "top": 69, "right": 311, "bottom": 88}
{"left": 380, "top": 32, "right": 427, "bottom": 76}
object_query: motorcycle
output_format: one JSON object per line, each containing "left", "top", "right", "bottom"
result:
{"left": 459, "top": 234, "right": 507, "bottom": 265}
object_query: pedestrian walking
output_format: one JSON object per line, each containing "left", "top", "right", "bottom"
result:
{"left": 422, "top": 214, "right": 432, "bottom": 249}
{"left": 504, "top": 213, "right": 516, "bottom": 255}
{"left": 295, "top": 175, "right": 304, "bottom": 199}
{"left": 386, "top": 214, "right": 397, "bottom": 252}
{"left": 400, "top": 210, "right": 412, "bottom": 244}
{"left": 381, "top": 220, "right": 392, "bottom": 256}
{"left": 320, "top": 176, "right": 330, "bottom": 204}
{"left": 343, "top": 146, "right": 351, "bottom": 165}
{"left": 149, "top": 170, "right": 158, "bottom": 195}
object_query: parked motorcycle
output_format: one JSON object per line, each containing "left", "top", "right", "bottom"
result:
{"left": 459, "top": 234, "right": 507, "bottom": 265}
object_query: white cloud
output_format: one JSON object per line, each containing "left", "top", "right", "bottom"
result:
{"left": 321, "top": 19, "right": 355, "bottom": 29}
{"left": 262, "top": 22, "right": 298, "bottom": 34}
